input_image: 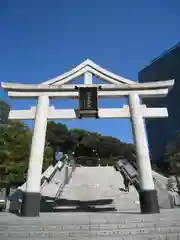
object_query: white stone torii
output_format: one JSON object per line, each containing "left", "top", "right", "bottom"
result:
{"left": 1, "top": 59, "right": 174, "bottom": 217}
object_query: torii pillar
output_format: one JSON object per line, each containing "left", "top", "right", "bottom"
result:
{"left": 129, "top": 92, "right": 159, "bottom": 213}
{"left": 21, "top": 95, "right": 49, "bottom": 216}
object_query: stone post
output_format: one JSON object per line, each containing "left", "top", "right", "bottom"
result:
{"left": 128, "top": 92, "right": 159, "bottom": 213}
{"left": 21, "top": 95, "right": 49, "bottom": 217}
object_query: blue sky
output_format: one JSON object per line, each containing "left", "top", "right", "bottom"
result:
{"left": 0, "top": 0, "right": 180, "bottom": 143}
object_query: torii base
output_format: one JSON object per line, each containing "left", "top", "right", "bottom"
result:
{"left": 21, "top": 192, "right": 41, "bottom": 217}
{"left": 139, "top": 189, "right": 160, "bottom": 214}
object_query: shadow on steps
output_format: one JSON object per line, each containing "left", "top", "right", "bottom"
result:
{"left": 40, "top": 196, "right": 116, "bottom": 212}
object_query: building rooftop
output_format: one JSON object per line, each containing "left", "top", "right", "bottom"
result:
{"left": 140, "top": 42, "right": 180, "bottom": 73}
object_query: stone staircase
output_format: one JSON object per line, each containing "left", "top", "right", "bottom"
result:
{"left": 2, "top": 166, "right": 180, "bottom": 239}
{"left": 59, "top": 166, "right": 140, "bottom": 211}
{"left": 8, "top": 165, "right": 180, "bottom": 213}
{"left": 1, "top": 210, "right": 180, "bottom": 239}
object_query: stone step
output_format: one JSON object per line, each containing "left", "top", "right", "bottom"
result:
{"left": 1, "top": 211, "right": 180, "bottom": 239}
{"left": 2, "top": 225, "right": 180, "bottom": 238}
{"left": 2, "top": 235, "right": 180, "bottom": 240}
{"left": 2, "top": 220, "right": 180, "bottom": 228}
{"left": 2, "top": 219, "right": 180, "bottom": 229}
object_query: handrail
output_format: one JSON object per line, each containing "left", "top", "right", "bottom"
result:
{"left": 54, "top": 157, "right": 76, "bottom": 200}
{"left": 47, "top": 159, "right": 65, "bottom": 183}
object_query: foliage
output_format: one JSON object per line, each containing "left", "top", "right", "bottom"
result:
{"left": 0, "top": 100, "right": 10, "bottom": 126}
{"left": 0, "top": 120, "right": 32, "bottom": 187}
{"left": 43, "top": 142, "right": 54, "bottom": 171}
{"left": 69, "top": 128, "right": 90, "bottom": 141}
{"left": 165, "top": 132, "right": 180, "bottom": 176}
{"left": 46, "top": 121, "right": 76, "bottom": 153}
{"left": 164, "top": 132, "right": 180, "bottom": 193}
{"left": 46, "top": 121, "right": 69, "bottom": 147}
{"left": 0, "top": 120, "right": 53, "bottom": 188}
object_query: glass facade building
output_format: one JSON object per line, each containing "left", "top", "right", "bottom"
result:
{"left": 138, "top": 43, "right": 180, "bottom": 162}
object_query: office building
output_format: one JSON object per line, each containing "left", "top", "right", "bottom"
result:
{"left": 138, "top": 43, "right": 180, "bottom": 162}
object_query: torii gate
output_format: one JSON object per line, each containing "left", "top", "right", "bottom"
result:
{"left": 1, "top": 59, "right": 174, "bottom": 217}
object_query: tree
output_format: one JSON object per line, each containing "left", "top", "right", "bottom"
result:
{"left": 69, "top": 128, "right": 90, "bottom": 141}
{"left": 0, "top": 120, "right": 54, "bottom": 190}
{"left": 0, "top": 120, "right": 32, "bottom": 194}
{"left": 74, "top": 134, "right": 135, "bottom": 166}
{"left": 0, "top": 100, "right": 10, "bottom": 126}
{"left": 46, "top": 122, "right": 136, "bottom": 166}
{"left": 164, "top": 132, "right": 180, "bottom": 191}
{"left": 98, "top": 136, "right": 122, "bottom": 158}
{"left": 74, "top": 133, "right": 101, "bottom": 165}
{"left": 46, "top": 121, "right": 75, "bottom": 153}
{"left": 46, "top": 121, "right": 69, "bottom": 146}
{"left": 165, "top": 133, "right": 180, "bottom": 171}
{"left": 43, "top": 142, "right": 54, "bottom": 171}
